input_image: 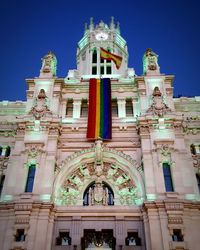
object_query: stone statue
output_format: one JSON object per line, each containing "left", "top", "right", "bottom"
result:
{"left": 40, "top": 51, "right": 57, "bottom": 76}
{"left": 89, "top": 181, "right": 108, "bottom": 206}
{"left": 143, "top": 48, "right": 159, "bottom": 75}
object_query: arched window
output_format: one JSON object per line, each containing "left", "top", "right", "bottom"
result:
{"left": 92, "top": 49, "right": 97, "bottom": 75}
{"left": 25, "top": 165, "right": 36, "bottom": 192}
{"left": 196, "top": 174, "right": 200, "bottom": 193}
{"left": 83, "top": 181, "right": 114, "bottom": 206}
{"left": 163, "top": 163, "right": 174, "bottom": 192}
{"left": 92, "top": 49, "right": 97, "bottom": 63}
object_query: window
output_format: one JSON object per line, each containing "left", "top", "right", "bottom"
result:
{"left": 5, "top": 146, "right": 11, "bottom": 157}
{"left": 100, "top": 66, "right": 104, "bottom": 75}
{"left": 126, "top": 98, "right": 133, "bottom": 116}
{"left": 83, "top": 182, "right": 114, "bottom": 206}
{"left": 25, "top": 165, "right": 36, "bottom": 192}
{"left": 196, "top": 174, "right": 200, "bottom": 193}
{"left": 163, "top": 163, "right": 174, "bottom": 192}
{"left": 15, "top": 229, "right": 25, "bottom": 242}
{"left": 92, "top": 66, "right": 97, "bottom": 75}
{"left": 56, "top": 232, "right": 71, "bottom": 246}
{"left": 106, "top": 65, "right": 112, "bottom": 74}
{"left": 81, "top": 99, "right": 88, "bottom": 117}
{"left": 66, "top": 99, "right": 73, "bottom": 117}
{"left": 92, "top": 49, "right": 97, "bottom": 75}
{"left": 125, "top": 232, "right": 141, "bottom": 246}
{"left": 172, "top": 229, "right": 184, "bottom": 242}
{"left": 0, "top": 146, "right": 2, "bottom": 156}
{"left": 0, "top": 175, "right": 5, "bottom": 197}
{"left": 112, "top": 99, "right": 118, "bottom": 117}
{"left": 92, "top": 49, "right": 97, "bottom": 63}
{"left": 191, "top": 144, "right": 200, "bottom": 155}
{"left": 190, "top": 144, "right": 196, "bottom": 155}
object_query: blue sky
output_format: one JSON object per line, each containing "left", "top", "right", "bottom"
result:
{"left": 0, "top": 0, "right": 200, "bottom": 101}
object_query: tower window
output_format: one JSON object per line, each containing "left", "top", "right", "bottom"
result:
{"left": 163, "top": 163, "right": 174, "bottom": 192}
{"left": 100, "top": 66, "right": 104, "bottom": 75}
{"left": 25, "top": 165, "right": 36, "bottom": 193}
{"left": 106, "top": 65, "right": 112, "bottom": 74}
{"left": 92, "top": 49, "right": 97, "bottom": 63}
{"left": 92, "top": 66, "right": 97, "bottom": 75}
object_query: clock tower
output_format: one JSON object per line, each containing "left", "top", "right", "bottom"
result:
{"left": 75, "top": 17, "right": 131, "bottom": 79}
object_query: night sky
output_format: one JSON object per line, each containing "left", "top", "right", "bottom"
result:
{"left": 0, "top": 0, "right": 200, "bottom": 101}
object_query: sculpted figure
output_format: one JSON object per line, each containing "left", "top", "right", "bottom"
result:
{"left": 143, "top": 48, "right": 159, "bottom": 74}
{"left": 89, "top": 181, "right": 108, "bottom": 205}
{"left": 40, "top": 51, "right": 57, "bottom": 76}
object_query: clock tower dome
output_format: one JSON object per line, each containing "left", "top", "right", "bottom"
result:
{"left": 76, "top": 17, "right": 129, "bottom": 79}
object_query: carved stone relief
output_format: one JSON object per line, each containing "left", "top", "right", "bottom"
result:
{"left": 147, "top": 87, "right": 171, "bottom": 117}
{"left": 29, "top": 89, "right": 52, "bottom": 120}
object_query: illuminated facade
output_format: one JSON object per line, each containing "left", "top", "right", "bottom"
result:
{"left": 0, "top": 18, "right": 200, "bottom": 250}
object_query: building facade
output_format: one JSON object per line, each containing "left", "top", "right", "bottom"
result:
{"left": 0, "top": 18, "right": 200, "bottom": 250}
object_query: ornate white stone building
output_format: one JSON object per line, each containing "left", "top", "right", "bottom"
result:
{"left": 0, "top": 18, "right": 200, "bottom": 250}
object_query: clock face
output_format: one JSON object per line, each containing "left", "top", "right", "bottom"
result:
{"left": 95, "top": 32, "right": 108, "bottom": 41}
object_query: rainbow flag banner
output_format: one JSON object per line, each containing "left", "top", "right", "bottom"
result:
{"left": 87, "top": 78, "right": 112, "bottom": 140}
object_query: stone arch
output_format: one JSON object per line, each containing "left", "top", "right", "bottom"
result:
{"left": 53, "top": 144, "right": 145, "bottom": 206}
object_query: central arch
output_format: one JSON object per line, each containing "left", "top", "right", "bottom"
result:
{"left": 53, "top": 146, "right": 145, "bottom": 206}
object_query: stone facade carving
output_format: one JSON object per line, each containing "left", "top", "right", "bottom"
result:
{"left": 89, "top": 181, "right": 108, "bottom": 205}
{"left": 147, "top": 87, "right": 171, "bottom": 117}
{"left": 24, "top": 143, "right": 44, "bottom": 168}
{"left": 29, "top": 89, "right": 52, "bottom": 119}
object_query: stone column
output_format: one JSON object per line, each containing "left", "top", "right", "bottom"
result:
{"left": 132, "top": 99, "right": 140, "bottom": 117}
{"left": 117, "top": 99, "right": 126, "bottom": 118}
{"left": 73, "top": 100, "right": 81, "bottom": 119}
{"left": 115, "top": 216, "right": 125, "bottom": 248}
{"left": 71, "top": 216, "right": 81, "bottom": 249}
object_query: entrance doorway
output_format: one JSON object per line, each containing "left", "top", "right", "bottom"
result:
{"left": 81, "top": 229, "right": 116, "bottom": 250}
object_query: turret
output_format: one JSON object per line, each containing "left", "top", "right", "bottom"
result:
{"left": 75, "top": 17, "right": 128, "bottom": 79}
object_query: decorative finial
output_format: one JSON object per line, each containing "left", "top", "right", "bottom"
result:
{"left": 84, "top": 22, "right": 88, "bottom": 34}
{"left": 110, "top": 16, "right": 115, "bottom": 29}
{"left": 89, "top": 17, "right": 94, "bottom": 30}
{"left": 116, "top": 21, "right": 120, "bottom": 34}
{"left": 40, "top": 51, "right": 57, "bottom": 77}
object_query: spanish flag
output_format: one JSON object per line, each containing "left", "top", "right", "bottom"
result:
{"left": 87, "top": 78, "right": 112, "bottom": 140}
{"left": 100, "top": 47, "right": 122, "bottom": 69}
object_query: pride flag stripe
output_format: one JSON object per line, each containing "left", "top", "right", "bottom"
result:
{"left": 87, "top": 78, "right": 112, "bottom": 140}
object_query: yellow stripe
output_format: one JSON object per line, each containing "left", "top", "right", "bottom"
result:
{"left": 95, "top": 79, "right": 100, "bottom": 138}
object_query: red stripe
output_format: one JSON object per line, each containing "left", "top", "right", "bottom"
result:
{"left": 87, "top": 78, "right": 97, "bottom": 139}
